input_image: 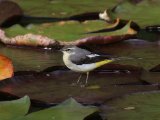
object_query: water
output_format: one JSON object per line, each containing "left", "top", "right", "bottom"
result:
{"left": 0, "top": 45, "right": 63, "bottom": 71}
{"left": 0, "top": 40, "right": 159, "bottom": 104}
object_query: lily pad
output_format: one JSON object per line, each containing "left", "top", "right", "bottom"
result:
{"left": 0, "top": 96, "right": 98, "bottom": 120}
{"left": 0, "top": 67, "right": 158, "bottom": 104}
{"left": 0, "top": 0, "right": 23, "bottom": 27}
{"left": 13, "top": 0, "right": 118, "bottom": 18}
{"left": 103, "top": 92, "right": 160, "bottom": 120}
{"left": 112, "top": 1, "right": 160, "bottom": 27}
{"left": 0, "top": 96, "right": 30, "bottom": 120}
{"left": 4, "top": 20, "right": 136, "bottom": 45}
{"left": 21, "top": 98, "right": 98, "bottom": 120}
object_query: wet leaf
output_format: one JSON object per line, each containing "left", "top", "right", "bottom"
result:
{"left": 103, "top": 92, "right": 160, "bottom": 120}
{"left": 20, "top": 98, "right": 98, "bottom": 120}
{"left": 0, "top": 68, "right": 157, "bottom": 104}
{"left": 0, "top": 54, "right": 14, "bottom": 80}
{"left": 0, "top": 96, "right": 30, "bottom": 120}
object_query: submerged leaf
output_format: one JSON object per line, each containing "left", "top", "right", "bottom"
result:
{"left": 150, "top": 64, "right": 160, "bottom": 72}
{"left": 0, "top": 54, "right": 14, "bottom": 80}
{"left": 104, "top": 92, "right": 160, "bottom": 120}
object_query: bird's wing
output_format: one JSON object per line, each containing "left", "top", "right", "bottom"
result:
{"left": 70, "top": 53, "right": 111, "bottom": 65}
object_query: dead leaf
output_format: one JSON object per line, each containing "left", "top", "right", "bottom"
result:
{"left": 0, "top": 29, "right": 60, "bottom": 47}
{"left": 0, "top": 54, "right": 14, "bottom": 80}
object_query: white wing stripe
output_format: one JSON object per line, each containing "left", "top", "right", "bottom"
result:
{"left": 87, "top": 54, "right": 100, "bottom": 58}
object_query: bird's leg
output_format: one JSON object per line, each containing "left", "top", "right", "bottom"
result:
{"left": 77, "top": 73, "right": 82, "bottom": 84}
{"left": 85, "top": 72, "right": 89, "bottom": 85}
{"left": 71, "top": 73, "right": 82, "bottom": 86}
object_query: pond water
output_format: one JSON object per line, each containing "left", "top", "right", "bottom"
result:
{"left": 0, "top": 39, "right": 159, "bottom": 104}
{"left": 0, "top": 45, "right": 63, "bottom": 71}
{"left": 0, "top": 39, "right": 160, "bottom": 72}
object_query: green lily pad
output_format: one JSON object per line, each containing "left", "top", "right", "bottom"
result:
{"left": 21, "top": 98, "right": 98, "bottom": 120}
{"left": 5, "top": 20, "right": 136, "bottom": 42}
{"left": 13, "top": 0, "right": 118, "bottom": 17}
{"left": 0, "top": 96, "right": 98, "bottom": 120}
{"left": 0, "top": 96, "right": 30, "bottom": 120}
{"left": 112, "top": 1, "right": 160, "bottom": 27}
{"left": 103, "top": 92, "right": 160, "bottom": 120}
{"left": 5, "top": 21, "right": 107, "bottom": 41}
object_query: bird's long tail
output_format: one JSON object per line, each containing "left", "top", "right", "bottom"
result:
{"left": 111, "top": 56, "right": 142, "bottom": 61}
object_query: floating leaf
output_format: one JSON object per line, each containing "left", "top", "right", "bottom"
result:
{"left": 73, "top": 21, "right": 137, "bottom": 46}
{"left": 85, "top": 18, "right": 121, "bottom": 34}
{"left": 0, "top": 96, "right": 30, "bottom": 120}
{"left": 0, "top": 54, "right": 14, "bottom": 80}
{"left": 3, "top": 20, "right": 137, "bottom": 46}
{"left": 21, "top": 98, "right": 98, "bottom": 120}
{"left": 104, "top": 92, "right": 160, "bottom": 120}
{"left": 112, "top": 1, "right": 160, "bottom": 27}
{"left": 0, "top": 96, "right": 98, "bottom": 120}
{"left": 13, "top": 0, "right": 118, "bottom": 17}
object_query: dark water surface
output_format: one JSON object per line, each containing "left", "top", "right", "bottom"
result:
{"left": 0, "top": 39, "right": 159, "bottom": 104}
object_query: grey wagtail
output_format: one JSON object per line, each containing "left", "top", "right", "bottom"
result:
{"left": 61, "top": 46, "right": 113, "bottom": 85}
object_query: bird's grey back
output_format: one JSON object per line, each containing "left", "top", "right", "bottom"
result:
{"left": 69, "top": 47, "right": 91, "bottom": 64}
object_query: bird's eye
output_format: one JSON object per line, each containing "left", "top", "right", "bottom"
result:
{"left": 65, "top": 48, "right": 71, "bottom": 51}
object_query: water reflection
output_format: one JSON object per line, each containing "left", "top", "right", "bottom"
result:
{"left": 0, "top": 45, "right": 63, "bottom": 71}
{"left": 0, "top": 39, "right": 159, "bottom": 72}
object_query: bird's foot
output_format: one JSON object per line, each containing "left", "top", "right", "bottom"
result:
{"left": 70, "top": 82, "right": 87, "bottom": 87}
{"left": 70, "top": 82, "right": 77, "bottom": 86}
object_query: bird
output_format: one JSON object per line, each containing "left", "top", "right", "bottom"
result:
{"left": 61, "top": 45, "right": 114, "bottom": 86}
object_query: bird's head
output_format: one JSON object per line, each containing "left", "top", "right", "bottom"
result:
{"left": 60, "top": 46, "right": 77, "bottom": 55}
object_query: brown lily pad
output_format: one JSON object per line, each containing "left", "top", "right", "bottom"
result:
{"left": 74, "top": 34, "right": 135, "bottom": 46}
{"left": 0, "top": 65, "right": 157, "bottom": 104}
{"left": 0, "top": 0, "right": 23, "bottom": 27}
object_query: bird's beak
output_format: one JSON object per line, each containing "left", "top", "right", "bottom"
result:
{"left": 59, "top": 49, "right": 62, "bottom": 52}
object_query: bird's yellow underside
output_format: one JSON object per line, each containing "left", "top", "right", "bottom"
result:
{"left": 95, "top": 59, "right": 113, "bottom": 68}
